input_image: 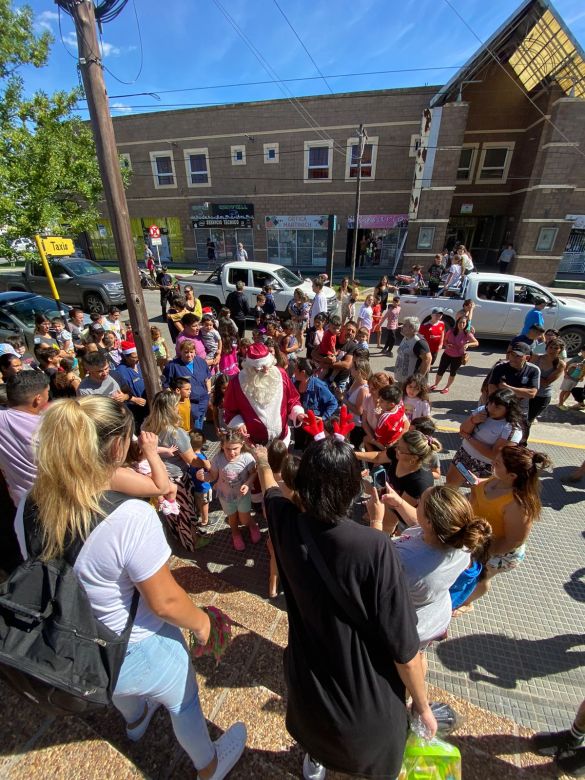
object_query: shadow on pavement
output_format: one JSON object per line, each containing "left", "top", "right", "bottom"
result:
{"left": 448, "top": 734, "right": 560, "bottom": 778}
{"left": 563, "top": 568, "right": 585, "bottom": 603}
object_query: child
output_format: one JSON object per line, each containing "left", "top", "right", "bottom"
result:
{"left": 254, "top": 294, "right": 268, "bottom": 334}
{"left": 380, "top": 296, "right": 401, "bottom": 356}
{"left": 251, "top": 328, "right": 266, "bottom": 346}
{"left": 305, "top": 313, "right": 326, "bottom": 355}
{"left": 265, "top": 319, "right": 282, "bottom": 341}
{"left": 104, "top": 306, "right": 123, "bottom": 339}
{"left": 374, "top": 384, "right": 409, "bottom": 448}
{"left": 358, "top": 294, "right": 375, "bottom": 337}
{"left": 265, "top": 338, "right": 289, "bottom": 370}
{"left": 200, "top": 314, "right": 222, "bottom": 369}
{"left": 5, "top": 336, "right": 33, "bottom": 369}
{"left": 218, "top": 312, "right": 239, "bottom": 377}
{"left": 170, "top": 376, "right": 192, "bottom": 432}
{"left": 50, "top": 356, "right": 81, "bottom": 398}
{"left": 419, "top": 308, "right": 445, "bottom": 365}
{"left": 208, "top": 429, "right": 261, "bottom": 551}
{"left": 150, "top": 325, "right": 169, "bottom": 369}
{"left": 371, "top": 296, "right": 383, "bottom": 348}
{"left": 103, "top": 331, "right": 122, "bottom": 370}
{"left": 266, "top": 439, "right": 289, "bottom": 598}
{"left": 262, "top": 285, "right": 277, "bottom": 316}
{"left": 51, "top": 317, "right": 75, "bottom": 356}
{"left": 403, "top": 374, "right": 431, "bottom": 422}
{"left": 410, "top": 416, "right": 441, "bottom": 480}
{"left": 211, "top": 373, "right": 229, "bottom": 435}
{"left": 117, "top": 434, "right": 180, "bottom": 517}
{"left": 188, "top": 430, "right": 212, "bottom": 528}
{"left": 356, "top": 327, "right": 370, "bottom": 351}
{"left": 559, "top": 346, "right": 585, "bottom": 409}
{"left": 279, "top": 319, "right": 300, "bottom": 370}
{"left": 238, "top": 337, "right": 253, "bottom": 368}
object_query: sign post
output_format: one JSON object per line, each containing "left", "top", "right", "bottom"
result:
{"left": 33, "top": 234, "right": 75, "bottom": 309}
{"left": 148, "top": 225, "right": 161, "bottom": 263}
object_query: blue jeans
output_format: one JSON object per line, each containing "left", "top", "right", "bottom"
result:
{"left": 113, "top": 622, "right": 214, "bottom": 771}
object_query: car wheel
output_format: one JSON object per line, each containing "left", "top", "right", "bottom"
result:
{"left": 559, "top": 326, "right": 585, "bottom": 357}
{"left": 200, "top": 298, "right": 220, "bottom": 318}
{"left": 84, "top": 292, "right": 106, "bottom": 314}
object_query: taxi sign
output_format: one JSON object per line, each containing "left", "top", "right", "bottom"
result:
{"left": 42, "top": 236, "right": 75, "bottom": 256}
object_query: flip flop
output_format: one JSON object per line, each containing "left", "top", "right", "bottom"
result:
{"left": 232, "top": 535, "right": 245, "bottom": 552}
{"left": 440, "top": 387, "right": 450, "bottom": 395}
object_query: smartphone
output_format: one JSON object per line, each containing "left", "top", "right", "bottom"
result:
{"left": 455, "top": 461, "right": 479, "bottom": 485}
{"left": 372, "top": 468, "right": 388, "bottom": 495}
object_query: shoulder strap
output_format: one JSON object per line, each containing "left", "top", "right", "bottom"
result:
{"left": 297, "top": 514, "right": 367, "bottom": 631}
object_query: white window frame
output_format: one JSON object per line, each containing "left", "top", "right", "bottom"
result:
{"left": 184, "top": 147, "right": 211, "bottom": 188}
{"left": 119, "top": 152, "right": 132, "bottom": 172}
{"left": 409, "top": 134, "right": 421, "bottom": 158}
{"left": 344, "top": 135, "right": 378, "bottom": 182}
{"left": 231, "top": 145, "right": 246, "bottom": 166}
{"left": 476, "top": 141, "right": 515, "bottom": 184}
{"left": 304, "top": 140, "right": 333, "bottom": 183}
{"left": 149, "top": 151, "right": 177, "bottom": 189}
{"left": 263, "top": 142, "right": 279, "bottom": 164}
{"left": 456, "top": 143, "right": 479, "bottom": 183}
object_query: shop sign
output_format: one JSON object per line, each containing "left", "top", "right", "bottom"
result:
{"left": 347, "top": 214, "right": 408, "bottom": 229}
{"left": 192, "top": 217, "right": 253, "bottom": 228}
{"left": 566, "top": 214, "right": 585, "bottom": 230}
{"left": 211, "top": 203, "right": 255, "bottom": 218}
{"left": 265, "top": 215, "right": 330, "bottom": 229}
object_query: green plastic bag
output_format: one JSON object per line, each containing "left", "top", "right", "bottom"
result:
{"left": 398, "top": 732, "right": 461, "bottom": 780}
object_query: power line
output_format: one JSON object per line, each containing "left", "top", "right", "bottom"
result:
{"left": 100, "top": 0, "right": 144, "bottom": 86}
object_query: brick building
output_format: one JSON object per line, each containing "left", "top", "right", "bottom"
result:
{"left": 89, "top": 0, "right": 585, "bottom": 285}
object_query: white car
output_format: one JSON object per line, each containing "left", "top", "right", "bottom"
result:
{"left": 10, "top": 237, "right": 35, "bottom": 253}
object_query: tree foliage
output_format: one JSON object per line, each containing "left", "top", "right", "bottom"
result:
{"left": 0, "top": 1, "right": 106, "bottom": 259}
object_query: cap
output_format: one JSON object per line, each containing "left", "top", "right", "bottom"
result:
{"left": 431, "top": 307, "right": 444, "bottom": 314}
{"left": 120, "top": 340, "right": 137, "bottom": 355}
{"left": 90, "top": 323, "right": 104, "bottom": 333}
{"left": 511, "top": 342, "right": 531, "bottom": 356}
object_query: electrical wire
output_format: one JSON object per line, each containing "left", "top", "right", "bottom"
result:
{"left": 271, "top": 0, "right": 333, "bottom": 95}
{"left": 99, "top": 0, "right": 144, "bottom": 86}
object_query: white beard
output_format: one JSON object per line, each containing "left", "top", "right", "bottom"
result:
{"left": 239, "top": 364, "right": 284, "bottom": 440}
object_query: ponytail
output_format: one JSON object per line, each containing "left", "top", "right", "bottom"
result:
{"left": 423, "top": 486, "right": 492, "bottom": 556}
{"left": 500, "top": 445, "right": 551, "bottom": 524}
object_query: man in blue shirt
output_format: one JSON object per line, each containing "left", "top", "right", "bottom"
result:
{"left": 520, "top": 298, "right": 547, "bottom": 336}
{"left": 113, "top": 342, "right": 148, "bottom": 430}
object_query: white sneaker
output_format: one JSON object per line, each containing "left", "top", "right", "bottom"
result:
{"left": 205, "top": 721, "right": 247, "bottom": 780}
{"left": 303, "top": 752, "right": 326, "bottom": 780}
{"left": 126, "top": 699, "right": 160, "bottom": 742}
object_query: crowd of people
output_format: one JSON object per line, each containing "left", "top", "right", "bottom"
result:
{"left": 0, "top": 267, "right": 583, "bottom": 780}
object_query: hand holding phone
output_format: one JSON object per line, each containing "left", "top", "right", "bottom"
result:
{"left": 372, "top": 468, "right": 388, "bottom": 496}
{"left": 455, "top": 461, "right": 479, "bottom": 485}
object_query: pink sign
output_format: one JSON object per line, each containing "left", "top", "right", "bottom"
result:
{"left": 347, "top": 214, "right": 408, "bottom": 229}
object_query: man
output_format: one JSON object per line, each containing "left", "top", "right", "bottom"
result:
{"left": 487, "top": 342, "right": 540, "bottom": 429}
{"left": 223, "top": 342, "right": 305, "bottom": 445}
{"left": 235, "top": 242, "right": 248, "bottom": 262}
{"left": 498, "top": 243, "right": 516, "bottom": 273}
{"left": 112, "top": 341, "right": 149, "bottom": 430}
{"left": 67, "top": 307, "right": 86, "bottom": 347}
{"left": 393, "top": 316, "right": 432, "bottom": 384}
{"left": 175, "top": 313, "right": 207, "bottom": 359}
{"left": 309, "top": 279, "right": 328, "bottom": 327}
{"left": 156, "top": 264, "right": 174, "bottom": 318}
{"left": 520, "top": 297, "right": 547, "bottom": 336}
{"left": 419, "top": 308, "right": 445, "bottom": 366}
{"left": 206, "top": 237, "right": 216, "bottom": 262}
{"left": 0, "top": 372, "right": 49, "bottom": 572}
{"left": 77, "top": 351, "right": 125, "bottom": 399}
{"left": 226, "top": 280, "right": 251, "bottom": 338}
{"left": 510, "top": 324, "right": 545, "bottom": 353}
{"left": 324, "top": 320, "right": 360, "bottom": 392}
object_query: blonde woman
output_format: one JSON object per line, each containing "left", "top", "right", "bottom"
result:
{"left": 14, "top": 396, "right": 246, "bottom": 778}
{"left": 335, "top": 356, "right": 371, "bottom": 448}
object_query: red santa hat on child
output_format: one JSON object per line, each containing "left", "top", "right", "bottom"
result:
{"left": 120, "top": 340, "right": 137, "bottom": 355}
{"left": 245, "top": 342, "right": 275, "bottom": 369}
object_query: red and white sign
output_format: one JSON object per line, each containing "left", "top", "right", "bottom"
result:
{"left": 148, "top": 224, "right": 160, "bottom": 239}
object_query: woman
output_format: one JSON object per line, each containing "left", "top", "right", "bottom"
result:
{"left": 356, "top": 430, "right": 441, "bottom": 534}
{"left": 446, "top": 389, "right": 523, "bottom": 486}
{"left": 183, "top": 285, "right": 202, "bottom": 318}
{"left": 456, "top": 299, "right": 475, "bottom": 332}
{"left": 374, "top": 275, "right": 393, "bottom": 312}
{"left": 293, "top": 358, "right": 338, "bottom": 449}
{"left": 287, "top": 287, "right": 310, "bottom": 345}
{"left": 142, "top": 390, "right": 208, "bottom": 552}
{"left": 528, "top": 337, "right": 566, "bottom": 427}
{"left": 253, "top": 437, "right": 436, "bottom": 780}
{"left": 439, "top": 255, "right": 462, "bottom": 294}
{"left": 336, "top": 277, "right": 352, "bottom": 323}
{"left": 431, "top": 315, "right": 478, "bottom": 395}
{"left": 162, "top": 340, "right": 211, "bottom": 431}
{"left": 335, "top": 356, "right": 371, "bottom": 448}
{"left": 454, "top": 444, "right": 551, "bottom": 615}
{"left": 15, "top": 396, "right": 246, "bottom": 778}
{"left": 370, "top": 485, "right": 491, "bottom": 650}
{"left": 166, "top": 295, "right": 187, "bottom": 344}
{"left": 33, "top": 315, "right": 61, "bottom": 352}
{"left": 362, "top": 371, "right": 392, "bottom": 449}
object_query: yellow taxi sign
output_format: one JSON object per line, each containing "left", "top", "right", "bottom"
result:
{"left": 42, "top": 236, "right": 75, "bottom": 256}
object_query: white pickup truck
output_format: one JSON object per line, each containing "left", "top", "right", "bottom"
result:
{"left": 397, "top": 272, "right": 585, "bottom": 355}
{"left": 178, "top": 261, "right": 337, "bottom": 318}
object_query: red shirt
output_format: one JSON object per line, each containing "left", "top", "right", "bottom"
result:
{"left": 419, "top": 321, "right": 445, "bottom": 354}
{"left": 375, "top": 401, "right": 407, "bottom": 447}
{"left": 319, "top": 329, "right": 337, "bottom": 356}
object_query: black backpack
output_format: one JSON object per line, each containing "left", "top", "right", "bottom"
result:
{"left": 0, "top": 491, "right": 139, "bottom": 716}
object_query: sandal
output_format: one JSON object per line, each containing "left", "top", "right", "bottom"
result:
{"left": 232, "top": 534, "right": 245, "bottom": 552}
{"left": 249, "top": 524, "right": 261, "bottom": 544}
{"left": 429, "top": 384, "right": 439, "bottom": 391}
{"left": 440, "top": 387, "right": 450, "bottom": 395}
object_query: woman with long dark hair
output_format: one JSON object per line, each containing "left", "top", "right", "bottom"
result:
{"left": 528, "top": 337, "right": 566, "bottom": 427}
{"left": 431, "top": 315, "right": 478, "bottom": 395}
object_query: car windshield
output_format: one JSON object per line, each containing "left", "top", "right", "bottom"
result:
{"left": 274, "top": 267, "right": 303, "bottom": 286}
{"left": 8, "top": 297, "right": 67, "bottom": 328}
{"left": 59, "top": 260, "right": 104, "bottom": 276}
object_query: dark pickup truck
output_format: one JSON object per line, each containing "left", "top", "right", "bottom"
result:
{"left": 0, "top": 258, "right": 126, "bottom": 313}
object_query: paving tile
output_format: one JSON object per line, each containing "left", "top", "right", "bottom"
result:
{"left": 0, "top": 682, "right": 50, "bottom": 772}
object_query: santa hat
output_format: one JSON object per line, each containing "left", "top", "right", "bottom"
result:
{"left": 245, "top": 342, "right": 274, "bottom": 368}
{"left": 120, "top": 340, "right": 137, "bottom": 355}
{"left": 202, "top": 306, "right": 213, "bottom": 314}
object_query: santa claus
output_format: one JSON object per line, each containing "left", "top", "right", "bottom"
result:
{"left": 223, "top": 342, "right": 305, "bottom": 444}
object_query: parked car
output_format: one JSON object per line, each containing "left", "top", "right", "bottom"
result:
{"left": 0, "top": 258, "right": 126, "bottom": 313}
{"left": 177, "top": 261, "right": 337, "bottom": 317}
{"left": 0, "top": 291, "right": 81, "bottom": 351}
{"left": 396, "top": 272, "right": 585, "bottom": 354}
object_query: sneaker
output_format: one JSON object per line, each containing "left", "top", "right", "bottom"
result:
{"left": 558, "top": 404, "right": 569, "bottom": 411}
{"left": 303, "top": 753, "right": 326, "bottom": 780}
{"left": 532, "top": 729, "right": 579, "bottom": 757}
{"left": 232, "top": 534, "right": 245, "bottom": 552}
{"left": 159, "top": 498, "right": 180, "bottom": 516}
{"left": 206, "top": 722, "right": 247, "bottom": 780}
{"left": 126, "top": 700, "right": 160, "bottom": 742}
{"left": 557, "top": 745, "right": 585, "bottom": 777}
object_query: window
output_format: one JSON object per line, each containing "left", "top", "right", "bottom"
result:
{"left": 231, "top": 145, "right": 246, "bottom": 166}
{"left": 184, "top": 148, "right": 210, "bottom": 187}
{"left": 409, "top": 134, "right": 421, "bottom": 158}
{"left": 263, "top": 143, "right": 279, "bottom": 163}
{"left": 478, "top": 282, "right": 509, "bottom": 302}
{"left": 304, "top": 140, "right": 333, "bottom": 182}
{"left": 513, "top": 283, "right": 553, "bottom": 305}
{"left": 456, "top": 144, "right": 478, "bottom": 182}
{"left": 228, "top": 267, "right": 249, "bottom": 286}
{"left": 119, "top": 153, "right": 132, "bottom": 172}
{"left": 149, "top": 152, "right": 176, "bottom": 189}
{"left": 476, "top": 142, "right": 515, "bottom": 183}
{"left": 345, "top": 136, "right": 378, "bottom": 181}
{"left": 252, "top": 269, "right": 276, "bottom": 289}
{"left": 266, "top": 228, "right": 328, "bottom": 266}
{"left": 535, "top": 227, "right": 559, "bottom": 252}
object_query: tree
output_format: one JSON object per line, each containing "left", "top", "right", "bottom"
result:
{"left": 0, "top": 0, "right": 108, "bottom": 260}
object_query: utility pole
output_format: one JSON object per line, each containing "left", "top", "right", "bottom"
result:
{"left": 350, "top": 124, "right": 368, "bottom": 282}
{"left": 60, "top": 0, "right": 160, "bottom": 401}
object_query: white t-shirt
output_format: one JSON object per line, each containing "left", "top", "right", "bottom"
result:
{"left": 358, "top": 304, "right": 373, "bottom": 330}
{"left": 211, "top": 451, "right": 255, "bottom": 502}
{"left": 15, "top": 498, "right": 171, "bottom": 644}
{"left": 462, "top": 405, "right": 522, "bottom": 464}
{"left": 310, "top": 292, "right": 328, "bottom": 326}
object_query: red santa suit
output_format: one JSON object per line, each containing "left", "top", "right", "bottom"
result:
{"left": 223, "top": 343, "right": 304, "bottom": 444}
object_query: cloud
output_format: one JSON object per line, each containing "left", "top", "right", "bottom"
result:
{"left": 36, "top": 10, "right": 59, "bottom": 33}
{"left": 110, "top": 102, "right": 132, "bottom": 113}
{"left": 62, "top": 31, "right": 78, "bottom": 48}
{"left": 101, "top": 41, "right": 121, "bottom": 58}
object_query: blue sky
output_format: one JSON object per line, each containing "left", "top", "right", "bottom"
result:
{"left": 21, "top": 0, "right": 585, "bottom": 116}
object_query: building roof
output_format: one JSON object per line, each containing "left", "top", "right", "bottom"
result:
{"left": 431, "top": 0, "right": 585, "bottom": 106}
